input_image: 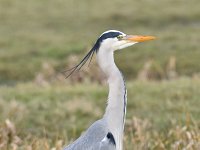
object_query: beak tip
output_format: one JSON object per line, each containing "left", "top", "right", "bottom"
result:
{"left": 150, "top": 36, "right": 156, "bottom": 40}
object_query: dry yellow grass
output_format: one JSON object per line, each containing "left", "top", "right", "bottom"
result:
{"left": 0, "top": 78, "right": 200, "bottom": 150}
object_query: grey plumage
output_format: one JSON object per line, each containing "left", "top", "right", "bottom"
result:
{"left": 63, "top": 119, "right": 115, "bottom": 150}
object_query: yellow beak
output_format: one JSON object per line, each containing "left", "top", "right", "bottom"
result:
{"left": 125, "top": 35, "right": 156, "bottom": 42}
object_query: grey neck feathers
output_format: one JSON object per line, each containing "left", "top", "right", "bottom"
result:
{"left": 97, "top": 49, "right": 127, "bottom": 150}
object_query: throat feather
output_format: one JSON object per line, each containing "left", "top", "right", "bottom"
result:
{"left": 97, "top": 48, "right": 127, "bottom": 150}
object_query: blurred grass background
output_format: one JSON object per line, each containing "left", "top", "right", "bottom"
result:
{"left": 0, "top": 0, "right": 200, "bottom": 149}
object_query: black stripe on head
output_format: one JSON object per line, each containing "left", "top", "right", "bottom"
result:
{"left": 62, "top": 31, "right": 124, "bottom": 78}
{"left": 93, "top": 31, "right": 123, "bottom": 51}
{"left": 106, "top": 132, "right": 116, "bottom": 146}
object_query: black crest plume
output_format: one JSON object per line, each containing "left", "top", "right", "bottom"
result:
{"left": 62, "top": 45, "right": 97, "bottom": 78}
{"left": 62, "top": 31, "right": 122, "bottom": 78}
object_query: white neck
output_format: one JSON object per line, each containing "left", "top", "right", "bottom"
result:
{"left": 97, "top": 47, "right": 127, "bottom": 150}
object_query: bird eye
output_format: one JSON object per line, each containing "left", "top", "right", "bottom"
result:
{"left": 117, "top": 35, "right": 123, "bottom": 40}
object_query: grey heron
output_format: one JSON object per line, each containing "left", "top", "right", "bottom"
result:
{"left": 63, "top": 30, "right": 155, "bottom": 150}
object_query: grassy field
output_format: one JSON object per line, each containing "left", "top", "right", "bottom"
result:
{"left": 0, "top": 0, "right": 200, "bottom": 82}
{"left": 0, "top": 78, "right": 200, "bottom": 149}
{"left": 0, "top": 0, "right": 200, "bottom": 149}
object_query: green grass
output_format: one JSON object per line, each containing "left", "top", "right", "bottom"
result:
{"left": 0, "top": 78, "right": 200, "bottom": 149}
{"left": 0, "top": 0, "right": 200, "bottom": 82}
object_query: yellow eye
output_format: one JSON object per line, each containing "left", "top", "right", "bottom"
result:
{"left": 117, "top": 35, "right": 123, "bottom": 40}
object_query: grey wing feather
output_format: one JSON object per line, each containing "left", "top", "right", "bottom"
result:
{"left": 63, "top": 119, "right": 115, "bottom": 150}
{"left": 98, "top": 136, "right": 116, "bottom": 150}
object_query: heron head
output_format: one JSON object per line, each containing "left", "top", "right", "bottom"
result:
{"left": 94, "top": 30, "right": 156, "bottom": 51}
{"left": 63, "top": 30, "right": 155, "bottom": 78}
